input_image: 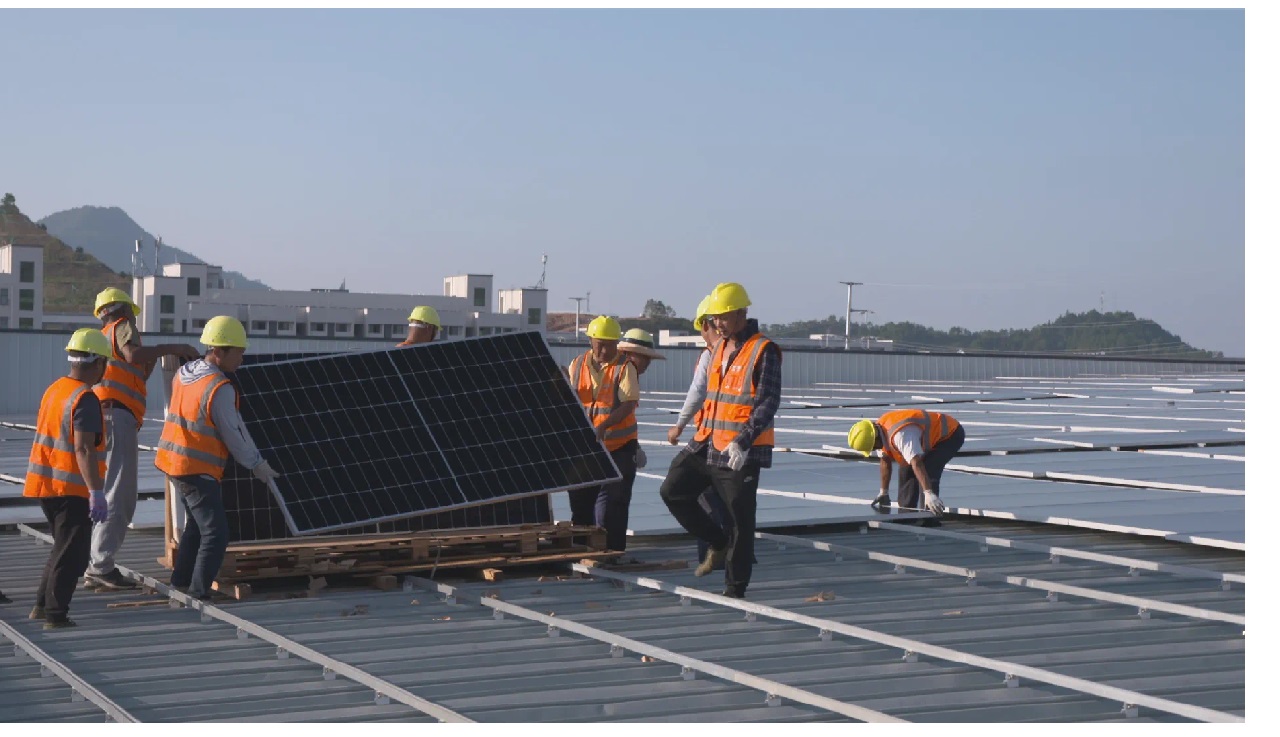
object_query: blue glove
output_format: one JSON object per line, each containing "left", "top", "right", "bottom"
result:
{"left": 89, "top": 490, "right": 108, "bottom": 524}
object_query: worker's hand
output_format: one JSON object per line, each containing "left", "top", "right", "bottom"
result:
{"left": 922, "top": 490, "right": 946, "bottom": 515}
{"left": 726, "top": 442, "right": 748, "bottom": 472}
{"left": 666, "top": 425, "right": 683, "bottom": 445}
{"left": 594, "top": 425, "right": 607, "bottom": 443}
{"left": 635, "top": 446, "right": 647, "bottom": 469}
{"left": 172, "top": 344, "right": 202, "bottom": 362}
{"left": 89, "top": 490, "right": 109, "bottom": 524}
{"left": 871, "top": 489, "right": 891, "bottom": 509}
{"left": 252, "top": 461, "right": 281, "bottom": 484}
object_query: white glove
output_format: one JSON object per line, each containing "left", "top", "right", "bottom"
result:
{"left": 89, "top": 490, "right": 109, "bottom": 524}
{"left": 726, "top": 442, "right": 748, "bottom": 472}
{"left": 871, "top": 489, "right": 891, "bottom": 509}
{"left": 923, "top": 490, "right": 945, "bottom": 515}
{"left": 252, "top": 461, "right": 281, "bottom": 484}
{"left": 634, "top": 446, "right": 648, "bottom": 469}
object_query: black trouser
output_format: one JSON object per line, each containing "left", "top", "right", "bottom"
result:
{"left": 568, "top": 440, "right": 638, "bottom": 552}
{"left": 897, "top": 424, "right": 966, "bottom": 509}
{"left": 35, "top": 496, "right": 92, "bottom": 622}
{"left": 696, "top": 489, "right": 733, "bottom": 562}
{"left": 660, "top": 447, "right": 759, "bottom": 596}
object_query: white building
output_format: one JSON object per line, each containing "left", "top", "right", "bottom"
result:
{"left": 0, "top": 242, "right": 44, "bottom": 330}
{"left": 132, "top": 264, "right": 548, "bottom": 341}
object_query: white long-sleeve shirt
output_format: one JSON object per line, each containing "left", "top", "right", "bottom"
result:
{"left": 176, "top": 360, "right": 265, "bottom": 471}
{"left": 675, "top": 348, "right": 712, "bottom": 430}
{"left": 880, "top": 425, "right": 925, "bottom": 464}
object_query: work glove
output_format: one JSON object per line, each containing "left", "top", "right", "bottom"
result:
{"left": 89, "top": 490, "right": 109, "bottom": 524}
{"left": 635, "top": 446, "right": 648, "bottom": 469}
{"left": 666, "top": 425, "right": 683, "bottom": 445}
{"left": 922, "top": 490, "right": 946, "bottom": 515}
{"left": 252, "top": 461, "right": 281, "bottom": 484}
{"left": 726, "top": 442, "right": 748, "bottom": 472}
{"left": 871, "top": 489, "right": 891, "bottom": 509}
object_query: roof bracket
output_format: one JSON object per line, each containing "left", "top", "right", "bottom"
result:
{"left": 833, "top": 554, "right": 844, "bottom": 563}
{"left": 610, "top": 644, "right": 625, "bottom": 658}
{"left": 679, "top": 595, "right": 691, "bottom": 608}
{"left": 776, "top": 542, "right": 787, "bottom": 551}
{"left": 276, "top": 647, "right": 290, "bottom": 660}
{"left": 70, "top": 690, "right": 86, "bottom": 703}
{"left": 819, "top": 629, "right": 833, "bottom": 642}
{"left": 902, "top": 650, "right": 918, "bottom": 663}
{"left": 1004, "top": 673, "right": 1020, "bottom": 688}
{"left": 40, "top": 664, "right": 53, "bottom": 679}
{"left": 1123, "top": 703, "right": 1139, "bottom": 718}
{"left": 199, "top": 609, "right": 212, "bottom": 623}
{"left": 979, "top": 545, "right": 989, "bottom": 553}
{"left": 965, "top": 573, "right": 978, "bottom": 587}
{"left": 1137, "top": 607, "right": 1151, "bottom": 620}
{"left": 744, "top": 611, "right": 757, "bottom": 623}
{"left": 623, "top": 581, "right": 634, "bottom": 592}
{"left": 444, "top": 593, "right": 457, "bottom": 606}
{"left": 893, "top": 564, "right": 907, "bottom": 575}
{"left": 1128, "top": 567, "right": 1141, "bottom": 577}
{"left": 765, "top": 694, "right": 783, "bottom": 707}
{"left": 859, "top": 526, "right": 869, "bottom": 535}
{"left": 1221, "top": 581, "right": 1232, "bottom": 591}
{"left": 492, "top": 610, "right": 505, "bottom": 621}
{"left": 1046, "top": 591, "right": 1059, "bottom": 602}
{"left": 323, "top": 667, "right": 336, "bottom": 681}
{"left": 680, "top": 666, "right": 696, "bottom": 681}
{"left": 236, "top": 628, "right": 249, "bottom": 640}
{"left": 547, "top": 624, "right": 560, "bottom": 638}
{"left": 1049, "top": 554, "right": 1061, "bottom": 564}
{"left": 374, "top": 692, "right": 391, "bottom": 706}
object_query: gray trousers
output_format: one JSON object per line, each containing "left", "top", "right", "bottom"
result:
{"left": 87, "top": 408, "right": 139, "bottom": 575}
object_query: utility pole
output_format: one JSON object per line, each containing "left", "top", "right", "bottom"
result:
{"left": 839, "top": 281, "right": 862, "bottom": 350}
{"left": 569, "top": 297, "right": 586, "bottom": 342}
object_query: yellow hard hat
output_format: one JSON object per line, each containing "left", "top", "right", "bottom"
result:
{"left": 93, "top": 287, "right": 140, "bottom": 318}
{"left": 705, "top": 282, "right": 751, "bottom": 316}
{"left": 692, "top": 295, "right": 713, "bottom": 331}
{"left": 200, "top": 316, "right": 248, "bottom": 349}
{"left": 585, "top": 315, "right": 621, "bottom": 341}
{"left": 408, "top": 305, "right": 441, "bottom": 328}
{"left": 65, "top": 328, "right": 112, "bottom": 359}
{"left": 847, "top": 420, "right": 877, "bottom": 456}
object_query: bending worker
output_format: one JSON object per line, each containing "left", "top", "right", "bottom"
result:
{"left": 847, "top": 409, "right": 966, "bottom": 523}
{"left": 566, "top": 316, "right": 639, "bottom": 553}
{"left": 666, "top": 295, "right": 734, "bottom": 565}
{"left": 398, "top": 305, "right": 441, "bottom": 346}
{"left": 24, "top": 329, "right": 113, "bottom": 629}
{"left": 85, "top": 287, "right": 200, "bottom": 592}
{"left": 660, "top": 283, "right": 781, "bottom": 599}
{"left": 155, "top": 317, "right": 280, "bottom": 600}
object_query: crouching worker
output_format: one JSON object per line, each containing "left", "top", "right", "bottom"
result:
{"left": 847, "top": 409, "right": 966, "bottom": 526}
{"left": 155, "top": 316, "right": 281, "bottom": 599}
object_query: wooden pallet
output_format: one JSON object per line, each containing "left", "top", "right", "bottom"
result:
{"left": 161, "top": 521, "right": 616, "bottom": 583}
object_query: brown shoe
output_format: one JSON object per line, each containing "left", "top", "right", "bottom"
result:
{"left": 695, "top": 547, "right": 726, "bottom": 577}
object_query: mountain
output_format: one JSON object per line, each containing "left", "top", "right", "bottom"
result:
{"left": 1, "top": 196, "right": 129, "bottom": 314}
{"left": 38, "top": 206, "right": 270, "bottom": 290}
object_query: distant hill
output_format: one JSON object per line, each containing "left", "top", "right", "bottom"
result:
{"left": 1, "top": 196, "right": 128, "bottom": 315}
{"left": 39, "top": 206, "right": 270, "bottom": 290}
{"left": 546, "top": 309, "right": 1223, "bottom": 359}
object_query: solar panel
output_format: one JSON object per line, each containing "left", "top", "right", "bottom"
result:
{"left": 223, "top": 332, "right": 618, "bottom": 535}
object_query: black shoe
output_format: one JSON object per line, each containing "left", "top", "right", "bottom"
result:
{"left": 720, "top": 588, "right": 746, "bottom": 599}
{"left": 87, "top": 569, "right": 137, "bottom": 591}
{"left": 43, "top": 618, "right": 77, "bottom": 630}
{"left": 920, "top": 518, "right": 942, "bottom": 528}
{"left": 29, "top": 606, "right": 45, "bottom": 620}
{"left": 0, "top": 589, "right": 11, "bottom": 604}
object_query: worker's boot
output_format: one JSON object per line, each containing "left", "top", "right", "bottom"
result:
{"left": 695, "top": 546, "right": 726, "bottom": 577}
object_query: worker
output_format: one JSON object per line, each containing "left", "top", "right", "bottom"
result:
{"left": 666, "top": 295, "right": 734, "bottom": 565}
{"left": 566, "top": 316, "right": 639, "bottom": 553}
{"left": 84, "top": 287, "right": 200, "bottom": 592}
{"left": 617, "top": 326, "right": 665, "bottom": 476}
{"left": 660, "top": 283, "right": 781, "bottom": 599}
{"left": 24, "top": 329, "right": 112, "bottom": 629}
{"left": 398, "top": 305, "right": 441, "bottom": 346}
{"left": 155, "top": 316, "right": 281, "bottom": 600}
{"left": 847, "top": 409, "right": 966, "bottom": 525}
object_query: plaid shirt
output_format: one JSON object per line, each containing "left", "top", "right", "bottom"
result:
{"left": 686, "top": 320, "right": 783, "bottom": 469}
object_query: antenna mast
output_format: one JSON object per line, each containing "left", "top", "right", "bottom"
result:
{"left": 535, "top": 253, "right": 548, "bottom": 289}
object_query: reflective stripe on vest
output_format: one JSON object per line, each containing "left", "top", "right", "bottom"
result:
{"left": 93, "top": 317, "right": 148, "bottom": 422}
{"left": 878, "top": 409, "right": 958, "bottom": 465}
{"left": 154, "top": 372, "right": 234, "bottom": 480}
{"left": 693, "top": 347, "right": 713, "bottom": 442}
{"left": 24, "top": 377, "right": 106, "bottom": 499}
{"left": 704, "top": 333, "right": 775, "bottom": 452}
{"left": 570, "top": 351, "right": 638, "bottom": 452}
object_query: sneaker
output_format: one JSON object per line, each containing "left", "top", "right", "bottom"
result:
{"left": 29, "top": 606, "right": 45, "bottom": 620}
{"left": 43, "top": 618, "right": 77, "bottom": 630}
{"left": 82, "top": 575, "right": 102, "bottom": 590}
{"left": 87, "top": 569, "right": 137, "bottom": 591}
{"left": 695, "top": 547, "right": 726, "bottom": 577}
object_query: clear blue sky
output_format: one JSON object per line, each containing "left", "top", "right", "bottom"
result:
{"left": 2, "top": 9, "right": 1244, "bottom": 355}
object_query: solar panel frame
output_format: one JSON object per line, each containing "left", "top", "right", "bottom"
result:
{"left": 227, "top": 332, "right": 619, "bottom": 536}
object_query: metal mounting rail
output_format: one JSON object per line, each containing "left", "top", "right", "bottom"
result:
{"left": 757, "top": 531, "right": 1245, "bottom": 627}
{"left": 403, "top": 576, "right": 904, "bottom": 723}
{"left": 0, "top": 618, "right": 138, "bottom": 722}
{"left": 16, "top": 524, "right": 472, "bottom": 723}
{"left": 570, "top": 562, "right": 1242, "bottom": 723}
{"left": 867, "top": 520, "right": 1245, "bottom": 587}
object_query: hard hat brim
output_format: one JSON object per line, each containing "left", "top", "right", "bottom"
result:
{"left": 618, "top": 344, "right": 666, "bottom": 359}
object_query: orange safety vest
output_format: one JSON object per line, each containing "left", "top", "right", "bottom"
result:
{"left": 155, "top": 372, "right": 238, "bottom": 480}
{"left": 703, "top": 333, "right": 776, "bottom": 452}
{"left": 877, "top": 409, "right": 959, "bottom": 466}
{"left": 569, "top": 351, "right": 638, "bottom": 452}
{"left": 24, "top": 377, "right": 106, "bottom": 499}
{"left": 693, "top": 346, "right": 713, "bottom": 442}
{"left": 93, "top": 317, "right": 148, "bottom": 423}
